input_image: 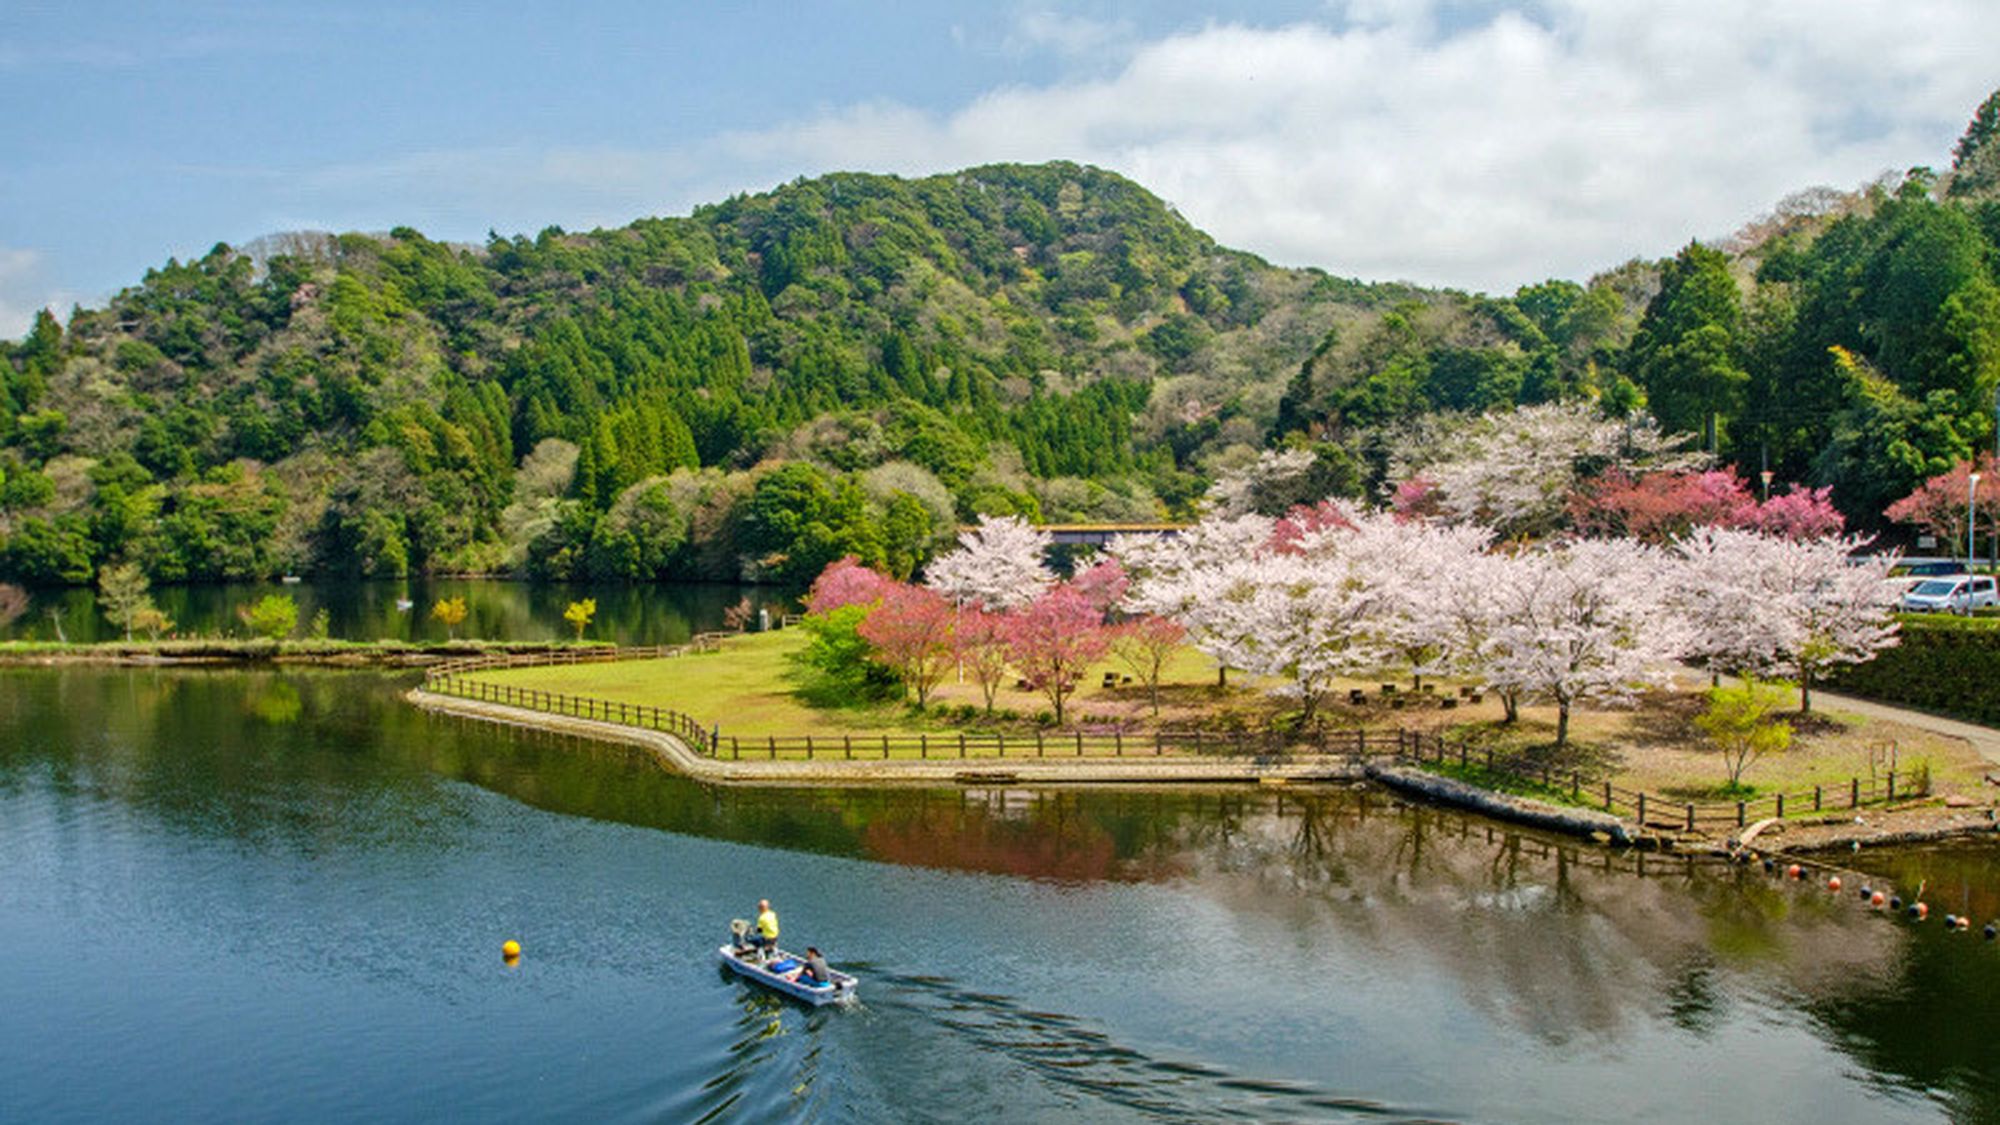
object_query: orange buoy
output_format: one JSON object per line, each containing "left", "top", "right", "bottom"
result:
{"left": 502, "top": 939, "right": 521, "bottom": 959}
{"left": 1827, "top": 875, "right": 1842, "bottom": 892}
{"left": 1786, "top": 864, "right": 1802, "bottom": 879}
{"left": 1915, "top": 902, "right": 1929, "bottom": 920}
{"left": 1871, "top": 891, "right": 1887, "bottom": 907}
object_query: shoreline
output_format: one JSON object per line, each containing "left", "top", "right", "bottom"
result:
{"left": 0, "top": 639, "right": 612, "bottom": 668}
{"left": 409, "top": 688, "right": 2000, "bottom": 856}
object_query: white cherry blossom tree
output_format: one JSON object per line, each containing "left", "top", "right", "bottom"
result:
{"left": 922, "top": 515, "right": 1053, "bottom": 610}
{"left": 1478, "top": 538, "right": 1689, "bottom": 748}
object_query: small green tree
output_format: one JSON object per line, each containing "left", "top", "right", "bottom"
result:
{"left": 309, "top": 608, "right": 331, "bottom": 640}
{"left": 97, "top": 561, "right": 154, "bottom": 641}
{"left": 431, "top": 596, "right": 468, "bottom": 640}
{"left": 1695, "top": 676, "right": 1794, "bottom": 789}
{"left": 563, "top": 597, "right": 596, "bottom": 641}
{"left": 130, "top": 606, "right": 174, "bottom": 641}
{"left": 239, "top": 594, "right": 299, "bottom": 641}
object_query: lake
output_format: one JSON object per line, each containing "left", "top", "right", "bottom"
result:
{"left": 2, "top": 666, "right": 1997, "bottom": 1123}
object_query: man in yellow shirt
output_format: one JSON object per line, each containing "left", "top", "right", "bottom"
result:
{"left": 750, "top": 899, "right": 779, "bottom": 958}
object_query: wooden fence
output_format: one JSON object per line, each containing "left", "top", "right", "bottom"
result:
{"left": 1396, "top": 731, "right": 1916, "bottom": 830}
{"left": 425, "top": 645, "right": 1918, "bottom": 827}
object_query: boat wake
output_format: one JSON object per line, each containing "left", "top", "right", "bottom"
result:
{"left": 831, "top": 964, "right": 1460, "bottom": 1123}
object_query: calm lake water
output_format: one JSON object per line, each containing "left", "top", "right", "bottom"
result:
{"left": 0, "top": 579, "right": 791, "bottom": 645}
{"left": 3, "top": 667, "right": 1998, "bottom": 1123}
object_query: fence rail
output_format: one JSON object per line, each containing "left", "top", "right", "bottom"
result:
{"left": 426, "top": 645, "right": 1919, "bottom": 827}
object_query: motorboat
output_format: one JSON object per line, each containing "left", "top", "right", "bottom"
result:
{"left": 717, "top": 922, "right": 857, "bottom": 1006}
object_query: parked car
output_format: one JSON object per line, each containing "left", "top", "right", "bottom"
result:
{"left": 1900, "top": 574, "right": 1999, "bottom": 614}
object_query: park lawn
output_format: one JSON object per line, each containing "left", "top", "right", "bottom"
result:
{"left": 1431, "top": 690, "right": 1991, "bottom": 807}
{"left": 467, "top": 631, "right": 1994, "bottom": 801}
{"left": 469, "top": 630, "right": 1266, "bottom": 742}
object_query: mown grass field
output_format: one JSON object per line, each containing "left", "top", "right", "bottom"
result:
{"left": 463, "top": 629, "right": 1994, "bottom": 801}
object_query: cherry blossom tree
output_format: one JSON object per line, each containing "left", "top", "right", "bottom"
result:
{"left": 1884, "top": 456, "right": 2000, "bottom": 555}
{"left": 1478, "top": 539, "right": 1689, "bottom": 748}
{"left": 1194, "top": 549, "right": 1390, "bottom": 724}
{"left": 923, "top": 515, "right": 1053, "bottom": 611}
{"left": 1388, "top": 403, "right": 1703, "bottom": 536}
{"left": 1001, "top": 584, "right": 1111, "bottom": 725}
{"left": 1756, "top": 533, "right": 1901, "bottom": 712}
{"left": 855, "top": 583, "right": 958, "bottom": 708}
{"left": 1204, "top": 447, "right": 1321, "bottom": 517}
{"left": 1670, "top": 527, "right": 1788, "bottom": 681}
{"left": 1570, "top": 469, "right": 1754, "bottom": 542}
{"left": 805, "top": 555, "right": 895, "bottom": 614}
{"left": 1109, "top": 615, "right": 1185, "bottom": 715}
{"left": 1114, "top": 515, "right": 1275, "bottom": 686}
{"left": 953, "top": 607, "right": 1014, "bottom": 712}
{"left": 1071, "top": 557, "right": 1130, "bottom": 615}
{"left": 1743, "top": 486, "right": 1844, "bottom": 539}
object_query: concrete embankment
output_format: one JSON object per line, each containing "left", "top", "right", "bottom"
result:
{"left": 409, "top": 689, "right": 1371, "bottom": 787}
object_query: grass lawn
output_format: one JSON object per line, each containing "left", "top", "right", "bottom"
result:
{"left": 464, "top": 630, "right": 1995, "bottom": 803}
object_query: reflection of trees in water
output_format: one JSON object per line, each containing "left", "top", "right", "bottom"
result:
{"left": 10, "top": 669, "right": 1991, "bottom": 1110}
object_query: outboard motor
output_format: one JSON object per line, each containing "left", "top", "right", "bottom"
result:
{"left": 729, "top": 918, "right": 752, "bottom": 952}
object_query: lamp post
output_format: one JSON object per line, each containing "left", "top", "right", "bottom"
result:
{"left": 1759, "top": 469, "right": 1773, "bottom": 503}
{"left": 1972, "top": 472, "right": 1983, "bottom": 575}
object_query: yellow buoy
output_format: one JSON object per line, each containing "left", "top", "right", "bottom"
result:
{"left": 502, "top": 940, "right": 521, "bottom": 958}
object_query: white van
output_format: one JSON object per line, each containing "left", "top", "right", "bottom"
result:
{"left": 1900, "top": 574, "right": 1999, "bottom": 614}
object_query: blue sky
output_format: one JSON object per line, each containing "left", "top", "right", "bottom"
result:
{"left": 4, "top": 1, "right": 1997, "bottom": 336}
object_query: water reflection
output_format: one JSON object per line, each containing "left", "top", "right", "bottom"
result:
{"left": 3, "top": 666, "right": 1998, "bottom": 1123}
{"left": 0, "top": 578, "right": 790, "bottom": 645}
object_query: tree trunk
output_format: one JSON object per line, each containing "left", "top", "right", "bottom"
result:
{"left": 1556, "top": 700, "right": 1571, "bottom": 749}
{"left": 1800, "top": 670, "right": 1813, "bottom": 714}
{"left": 1501, "top": 691, "right": 1519, "bottom": 724}
{"left": 1217, "top": 665, "right": 1227, "bottom": 687}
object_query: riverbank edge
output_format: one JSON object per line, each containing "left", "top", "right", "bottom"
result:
{"left": 409, "top": 688, "right": 1664, "bottom": 848}
{"left": 410, "top": 688, "right": 2000, "bottom": 857}
{"left": 0, "top": 639, "right": 613, "bottom": 667}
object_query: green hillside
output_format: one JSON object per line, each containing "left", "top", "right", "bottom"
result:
{"left": 5, "top": 89, "right": 2000, "bottom": 587}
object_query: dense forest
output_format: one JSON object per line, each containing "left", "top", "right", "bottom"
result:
{"left": 3, "top": 90, "right": 1999, "bottom": 587}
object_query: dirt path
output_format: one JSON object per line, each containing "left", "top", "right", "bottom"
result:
{"left": 1810, "top": 689, "right": 2000, "bottom": 768}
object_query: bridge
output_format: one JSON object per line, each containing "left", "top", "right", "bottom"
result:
{"left": 1036, "top": 522, "right": 1185, "bottom": 547}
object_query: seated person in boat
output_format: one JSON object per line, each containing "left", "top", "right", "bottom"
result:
{"left": 748, "top": 899, "right": 779, "bottom": 954}
{"left": 796, "top": 947, "right": 830, "bottom": 985}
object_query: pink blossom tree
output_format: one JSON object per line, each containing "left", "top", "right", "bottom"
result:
{"left": 805, "top": 555, "right": 895, "bottom": 615}
{"left": 1569, "top": 469, "right": 1755, "bottom": 542}
{"left": 1884, "top": 456, "right": 2000, "bottom": 555}
{"left": 1744, "top": 485, "right": 1844, "bottom": 539}
{"left": 1001, "top": 584, "right": 1111, "bottom": 725}
{"left": 953, "top": 608, "right": 1015, "bottom": 713}
{"left": 855, "top": 584, "right": 958, "bottom": 708}
{"left": 923, "top": 515, "right": 1053, "bottom": 611}
{"left": 1109, "top": 614, "right": 1185, "bottom": 715}
{"left": 1071, "top": 557, "right": 1130, "bottom": 615}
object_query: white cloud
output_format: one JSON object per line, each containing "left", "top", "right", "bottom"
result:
{"left": 686, "top": 3, "right": 2000, "bottom": 291}
{"left": 178, "top": 3, "right": 2000, "bottom": 297}
{"left": 0, "top": 248, "right": 69, "bottom": 340}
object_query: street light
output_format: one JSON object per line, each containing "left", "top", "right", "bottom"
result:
{"left": 1972, "top": 472, "right": 1983, "bottom": 576}
{"left": 1759, "top": 469, "right": 1773, "bottom": 502}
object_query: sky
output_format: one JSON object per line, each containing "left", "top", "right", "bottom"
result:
{"left": 3, "top": 1, "right": 1998, "bottom": 338}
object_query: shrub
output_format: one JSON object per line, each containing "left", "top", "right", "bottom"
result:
{"left": 1826, "top": 614, "right": 2000, "bottom": 724}
{"left": 238, "top": 594, "right": 299, "bottom": 641}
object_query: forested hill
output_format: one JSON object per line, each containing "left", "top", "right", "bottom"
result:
{"left": 0, "top": 162, "right": 1439, "bottom": 585}
{"left": 5, "top": 87, "right": 2000, "bottom": 588}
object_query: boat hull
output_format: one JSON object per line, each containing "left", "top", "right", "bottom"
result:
{"left": 716, "top": 944, "right": 858, "bottom": 1006}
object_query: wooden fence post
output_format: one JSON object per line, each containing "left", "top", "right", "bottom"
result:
{"left": 1851, "top": 777, "right": 1859, "bottom": 808}
{"left": 1637, "top": 792, "right": 1646, "bottom": 825}
{"left": 1685, "top": 803, "right": 1695, "bottom": 832}
{"left": 1602, "top": 781, "right": 1612, "bottom": 812}
{"left": 1736, "top": 801, "right": 1746, "bottom": 827}
{"left": 1887, "top": 770, "right": 1896, "bottom": 801}
{"left": 1776, "top": 792, "right": 1785, "bottom": 818}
